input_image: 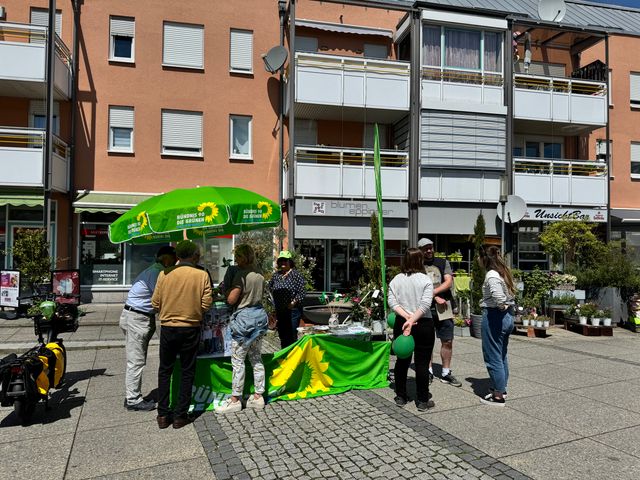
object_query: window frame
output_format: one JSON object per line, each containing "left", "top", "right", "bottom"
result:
{"left": 631, "top": 142, "right": 640, "bottom": 179}
{"left": 108, "top": 106, "right": 134, "bottom": 153}
{"left": 229, "top": 115, "right": 253, "bottom": 160}
{"left": 630, "top": 72, "right": 640, "bottom": 109}
{"left": 109, "top": 16, "right": 135, "bottom": 63}
{"left": 162, "top": 21, "right": 205, "bottom": 70}
{"left": 229, "top": 28, "right": 254, "bottom": 74}
{"left": 161, "top": 109, "right": 203, "bottom": 158}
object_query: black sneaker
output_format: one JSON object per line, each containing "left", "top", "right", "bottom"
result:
{"left": 126, "top": 399, "right": 156, "bottom": 411}
{"left": 440, "top": 372, "right": 462, "bottom": 387}
{"left": 416, "top": 399, "right": 435, "bottom": 411}
{"left": 429, "top": 372, "right": 434, "bottom": 385}
{"left": 480, "top": 395, "right": 506, "bottom": 407}
{"left": 485, "top": 389, "right": 508, "bottom": 400}
{"left": 394, "top": 396, "right": 407, "bottom": 407}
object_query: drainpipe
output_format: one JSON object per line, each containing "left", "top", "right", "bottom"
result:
{"left": 408, "top": 9, "right": 421, "bottom": 246}
{"left": 278, "top": 0, "right": 286, "bottom": 251}
{"left": 605, "top": 34, "right": 611, "bottom": 243}
{"left": 505, "top": 20, "right": 514, "bottom": 266}
{"left": 43, "top": 0, "right": 56, "bottom": 248}
{"left": 67, "top": 0, "right": 80, "bottom": 268}
{"left": 287, "top": 0, "right": 296, "bottom": 248}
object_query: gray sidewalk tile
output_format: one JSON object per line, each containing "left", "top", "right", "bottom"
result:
{"left": 508, "top": 391, "right": 640, "bottom": 436}
{"left": 65, "top": 419, "right": 206, "bottom": 479}
{"left": 570, "top": 381, "right": 640, "bottom": 410}
{"left": 425, "top": 405, "right": 580, "bottom": 458}
{"left": 593, "top": 425, "right": 640, "bottom": 459}
{"left": 85, "top": 370, "right": 156, "bottom": 400}
{"left": 0, "top": 433, "right": 74, "bottom": 480}
{"left": 557, "top": 358, "right": 640, "bottom": 381}
{"left": 503, "top": 438, "right": 640, "bottom": 480}
{"left": 77, "top": 395, "right": 157, "bottom": 432}
{"left": 509, "top": 363, "right": 610, "bottom": 390}
{"left": 91, "top": 457, "right": 214, "bottom": 480}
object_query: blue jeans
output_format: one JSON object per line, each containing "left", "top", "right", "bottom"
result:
{"left": 481, "top": 307, "right": 513, "bottom": 394}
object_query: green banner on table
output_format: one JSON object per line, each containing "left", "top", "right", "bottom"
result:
{"left": 171, "top": 335, "right": 391, "bottom": 412}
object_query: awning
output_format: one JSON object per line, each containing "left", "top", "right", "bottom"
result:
{"left": 296, "top": 19, "right": 393, "bottom": 38}
{"left": 73, "top": 191, "right": 156, "bottom": 214}
{"left": 611, "top": 208, "right": 640, "bottom": 223}
{"left": 0, "top": 194, "right": 44, "bottom": 207}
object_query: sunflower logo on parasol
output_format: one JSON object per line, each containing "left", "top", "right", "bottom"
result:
{"left": 136, "top": 211, "right": 148, "bottom": 230}
{"left": 197, "top": 202, "right": 219, "bottom": 223}
{"left": 257, "top": 201, "right": 273, "bottom": 220}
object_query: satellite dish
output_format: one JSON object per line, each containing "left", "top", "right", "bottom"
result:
{"left": 262, "top": 46, "right": 288, "bottom": 73}
{"left": 497, "top": 195, "right": 527, "bottom": 224}
{"left": 538, "top": 0, "right": 566, "bottom": 22}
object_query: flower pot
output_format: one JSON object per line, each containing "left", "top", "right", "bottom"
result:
{"left": 603, "top": 318, "right": 612, "bottom": 327}
{"left": 536, "top": 320, "right": 543, "bottom": 328}
{"left": 579, "top": 316, "right": 588, "bottom": 325}
{"left": 470, "top": 313, "right": 482, "bottom": 338}
{"left": 522, "top": 319, "right": 530, "bottom": 327}
{"left": 543, "top": 320, "right": 550, "bottom": 328}
{"left": 453, "top": 325, "right": 472, "bottom": 337}
{"left": 591, "top": 317, "right": 601, "bottom": 327}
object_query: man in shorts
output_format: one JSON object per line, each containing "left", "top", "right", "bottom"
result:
{"left": 418, "top": 238, "right": 462, "bottom": 387}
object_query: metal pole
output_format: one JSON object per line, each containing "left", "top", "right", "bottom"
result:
{"left": 408, "top": 10, "right": 421, "bottom": 246}
{"left": 68, "top": 0, "right": 80, "bottom": 268}
{"left": 505, "top": 22, "right": 514, "bottom": 267}
{"left": 278, "top": 0, "right": 286, "bottom": 251}
{"left": 605, "top": 34, "right": 611, "bottom": 243}
{"left": 287, "top": 0, "right": 296, "bottom": 249}
{"left": 44, "top": 0, "right": 56, "bottom": 248}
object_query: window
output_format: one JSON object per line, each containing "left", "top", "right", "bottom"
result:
{"left": 596, "top": 139, "right": 612, "bottom": 162}
{"left": 109, "top": 106, "right": 134, "bottom": 152}
{"left": 30, "top": 8, "right": 62, "bottom": 43}
{"left": 109, "top": 16, "right": 135, "bottom": 62}
{"left": 363, "top": 124, "right": 388, "bottom": 149}
{"left": 631, "top": 142, "right": 640, "bottom": 177}
{"left": 29, "top": 100, "right": 59, "bottom": 135}
{"left": 422, "top": 25, "right": 503, "bottom": 74}
{"left": 230, "top": 115, "right": 252, "bottom": 159}
{"left": 229, "top": 29, "right": 253, "bottom": 73}
{"left": 161, "top": 110, "right": 203, "bottom": 156}
{"left": 630, "top": 73, "right": 640, "bottom": 108}
{"left": 364, "top": 44, "right": 387, "bottom": 59}
{"left": 295, "top": 36, "right": 318, "bottom": 52}
{"left": 163, "top": 22, "right": 204, "bottom": 69}
{"left": 294, "top": 119, "right": 317, "bottom": 146}
{"left": 513, "top": 136, "right": 563, "bottom": 159}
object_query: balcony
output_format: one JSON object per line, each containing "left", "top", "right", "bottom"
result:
{"left": 292, "top": 52, "right": 410, "bottom": 122}
{"left": 513, "top": 157, "right": 607, "bottom": 207}
{"left": 422, "top": 67, "right": 505, "bottom": 115}
{"left": 0, "top": 22, "right": 72, "bottom": 99}
{"left": 292, "top": 146, "right": 408, "bottom": 199}
{"left": 420, "top": 169, "right": 501, "bottom": 203}
{"left": 514, "top": 74, "right": 607, "bottom": 127}
{"left": 0, "top": 127, "right": 69, "bottom": 192}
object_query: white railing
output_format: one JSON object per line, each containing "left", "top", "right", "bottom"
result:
{"left": 420, "top": 169, "right": 501, "bottom": 202}
{"left": 295, "top": 52, "right": 410, "bottom": 110}
{"left": 421, "top": 66, "right": 505, "bottom": 109}
{"left": 293, "top": 145, "right": 408, "bottom": 199}
{"left": 0, "top": 127, "right": 69, "bottom": 191}
{"left": 514, "top": 157, "right": 607, "bottom": 206}
{"left": 514, "top": 74, "right": 607, "bottom": 125}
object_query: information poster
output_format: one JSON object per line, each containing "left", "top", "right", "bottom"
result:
{"left": 51, "top": 270, "right": 81, "bottom": 305}
{"left": 0, "top": 270, "right": 20, "bottom": 308}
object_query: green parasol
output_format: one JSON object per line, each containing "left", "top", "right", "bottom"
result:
{"left": 108, "top": 186, "right": 281, "bottom": 244}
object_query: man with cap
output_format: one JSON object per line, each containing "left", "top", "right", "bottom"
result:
{"left": 152, "top": 240, "right": 212, "bottom": 429}
{"left": 418, "top": 238, "right": 462, "bottom": 388}
{"left": 120, "top": 245, "right": 176, "bottom": 411}
{"left": 268, "top": 250, "right": 307, "bottom": 349}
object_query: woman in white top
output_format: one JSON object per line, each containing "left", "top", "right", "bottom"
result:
{"left": 388, "top": 248, "right": 435, "bottom": 411}
{"left": 478, "top": 246, "right": 516, "bottom": 407}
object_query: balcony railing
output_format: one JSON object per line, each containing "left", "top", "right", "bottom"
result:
{"left": 514, "top": 74, "right": 607, "bottom": 125}
{"left": 292, "top": 146, "right": 408, "bottom": 199}
{"left": 421, "top": 66, "right": 505, "bottom": 111}
{"left": 420, "top": 169, "right": 501, "bottom": 203}
{"left": 294, "top": 52, "right": 410, "bottom": 111}
{"left": 513, "top": 157, "right": 607, "bottom": 206}
{"left": 0, "top": 127, "right": 69, "bottom": 192}
{"left": 0, "top": 22, "right": 72, "bottom": 98}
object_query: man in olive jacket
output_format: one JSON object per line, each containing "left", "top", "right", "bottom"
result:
{"left": 152, "top": 240, "right": 212, "bottom": 429}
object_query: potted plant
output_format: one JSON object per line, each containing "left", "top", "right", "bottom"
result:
{"left": 521, "top": 314, "right": 533, "bottom": 327}
{"left": 537, "top": 315, "right": 551, "bottom": 328}
{"left": 470, "top": 213, "right": 486, "bottom": 338}
{"left": 548, "top": 293, "right": 577, "bottom": 309}
{"left": 453, "top": 316, "right": 472, "bottom": 337}
{"left": 579, "top": 302, "right": 598, "bottom": 325}
{"left": 591, "top": 310, "right": 604, "bottom": 327}
{"left": 602, "top": 308, "right": 612, "bottom": 327}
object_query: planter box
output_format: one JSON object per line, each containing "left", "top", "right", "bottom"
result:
{"left": 454, "top": 325, "right": 472, "bottom": 337}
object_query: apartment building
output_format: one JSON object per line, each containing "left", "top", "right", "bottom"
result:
{"left": 0, "top": 0, "right": 639, "bottom": 299}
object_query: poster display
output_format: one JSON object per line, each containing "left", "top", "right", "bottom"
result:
{"left": 0, "top": 270, "right": 20, "bottom": 308}
{"left": 51, "top": 270, "right": 81, "bottom": 304}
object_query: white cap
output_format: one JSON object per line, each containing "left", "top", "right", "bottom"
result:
{"left": 417, "top": 238, "right": 433, "bottom": 248}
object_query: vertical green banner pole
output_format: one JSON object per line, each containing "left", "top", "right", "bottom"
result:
{"left": 373, "top": 124, "right": 388, "bottom": 316}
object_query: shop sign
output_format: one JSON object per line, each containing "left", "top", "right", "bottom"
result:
{"left": 297, "top": 199, "right": 408, "bottom": 219}
{"left": 522, "top": 208, "right": 607, "bottom": 223}
{"left": 92, "top": 265, "right": 123, "bottom": 285}
{"left": 81, "top": 227, "right": 108, "bottom": 236}
{"left": 0, "top": 270, "right": 20, "bottom": 308}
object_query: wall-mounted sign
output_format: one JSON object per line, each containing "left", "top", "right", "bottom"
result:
{"left": 522, "top": 207, "right": 607, "bottom": 223}
{"left": 297, "top": 199, "right": 408, "bottom": 218}
{"left": 0, "top": 270, "right": 20, "bottom": 308}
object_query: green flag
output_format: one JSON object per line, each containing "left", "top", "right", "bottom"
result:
{"left": 171, "top": 335, "right": 391, "bottom": 412}
{"left": 373, "top": 124, "right": 388, "bottom": 315}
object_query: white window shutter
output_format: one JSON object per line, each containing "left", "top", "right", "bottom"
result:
{"left": 109, "top": 106, "right": 134, "bottom": 129}
{"left": 162, "top": 110, "right": 203, "bottom": 151}
{"left": 29, "top": 100, "right": 60, "bottom": 117}
{"left": 163, "top": 23, "right": 204, "bottom": 69}
{"left": 364, "top": 44, "right": 388, "bottom": 59}
{"left": 30, "top": 8, "right": 62, "bottom": 36}
{"left": 630, "top": 73, "right": 640, "bottom": 103}
{"left": 230, "top": 29, "right": 253, "bottom": 72}
{"left": 631, "top": 143, "right": 640, "bottom": 164}
{"left": 110, "top": 17, "right": 135, "bottom": 37}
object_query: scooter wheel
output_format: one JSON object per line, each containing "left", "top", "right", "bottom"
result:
{"left": 11, "top": 386, "right": 35, "bottom": 426}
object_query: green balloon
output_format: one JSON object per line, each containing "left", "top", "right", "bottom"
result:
{"left": 387, "top": 311, "right": 397, "bottom": 328}
{"left": 392, "top": 335, "right": 415, "bottom": 359}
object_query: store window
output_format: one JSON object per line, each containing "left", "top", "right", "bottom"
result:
{"left": 80, "top": 223, "right": 123, "bottom": 285}
{"left": 296, "top": 239, "right": 325, "bottom": 291}
{"left": 0, "top": 206, "right": 6, "bottom": 269}
{"left": 192, "top": 237, "right": 234, "bottom": 285}
{"left": 517, "top": 224, "right": 548, "bottom": 270}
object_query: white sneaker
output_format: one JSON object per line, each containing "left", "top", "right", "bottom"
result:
{"left": 215, "top": 398, "right": 242, "bottom": 414}
{"left": 246, "top": 394, "right": 265, "bottom": 410}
